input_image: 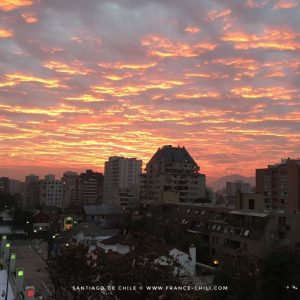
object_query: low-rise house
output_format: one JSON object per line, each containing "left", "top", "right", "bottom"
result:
{"left": 97, "top": 235, "right": 136, "bottom": 254}
{"left": 52, "top": 223, "right": 118, "bottom": 255}
{"left": 137, "top": 203, "right": 300, "bottom": 264}
{"left": 83, "top": 203, "right": 125, "bottom": 227}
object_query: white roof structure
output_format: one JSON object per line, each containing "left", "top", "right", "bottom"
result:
{"left": 229, "top": 210, "right": 269, "bottom": 217}
{"left": 0, "top": 270, "right": 15, "bottom": 300}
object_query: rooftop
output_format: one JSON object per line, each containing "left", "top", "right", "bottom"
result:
{"left": 83, "top": 203, "right": 123, "bottom": 215}
{"left": 148, "top": 145, "right": 198, "bottom": 166}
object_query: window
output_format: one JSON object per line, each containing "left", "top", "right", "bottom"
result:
{"left": 216, "top": 225, "right": 221, "bottom": 231}
{"left": 195, "top": 210, "right": 199, "bottom": 215}
{"left": 212, "top": 224, "right": 217, "bottom": 230}
{"left": 249, "top": 199, "right": 255, "bottom": 210}
{"left": 186, "top": 209, "right": 191, "bottom": 214}
{"left": 279, "top": 217, "right": 286, "bottom": 225}
{"left": 244, "top": 230, "right": 250, "bottom": 237}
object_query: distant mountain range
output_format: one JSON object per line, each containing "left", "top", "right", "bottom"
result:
{"left": 207, "top": 174, "right": 255, "bottom": 192}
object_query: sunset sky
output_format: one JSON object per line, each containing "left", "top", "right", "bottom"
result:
{"left": 1, "top": 0, "right": 300, "bottom": 182}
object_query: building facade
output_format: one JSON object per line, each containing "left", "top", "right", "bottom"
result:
{"left": 61, "top": 171, "right": 78, "bottom": 207}
{"left": 0, "top": 177, "right": 10, "bottom": 194}
{"left": 76, "top": 170, "right": 104, "bottom": 205}
{"left": 256, "top": 158, "right": 300, "bottom": 211}
{"left": 226, "top": 180, "right": 251, "bottom": 203}
{"left": 141, "top": 145, "right": 206, "bottom": 205}
{"left": 103, "top": 156, "right": 142, "bottom": 209}
{"left": 25, "top": 175, "right": 40, "bottom": 208}
{"left": 39, "top": 175, "right": 64, "bottom": 208}
{"left": 135, "top": 203, "right": 300, "bottom": 264}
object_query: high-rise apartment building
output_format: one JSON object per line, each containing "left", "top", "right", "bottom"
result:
{"left": 141, "top": 145, "right": 206, "bottom": 205}
{"left": 76, "top": 170, "right": 104, "bottom": 205}
{"left": 226, "top": 180, "right": 251, "bottom": 203}
{"left": 62, "top": 171, "right": 78, "bottom": 207}
{"left": 0, "top": 177, "right": 10, "bottom": 194}
{"left": 103, "top": 156, "right": 142, "bottom": 209}
{"left": 9, "top": 179, "right": 25, "bottom": 194}
{"left": 25, "top": 174, "right": 40, "bottom": 208}
{"left": 39, "top": 174, "right": 64, "bottom": 208}
{"left": 256, "top": 158, "right": 300, "bottom": 211}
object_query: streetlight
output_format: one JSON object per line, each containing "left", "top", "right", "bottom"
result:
{"left": 213, "top": 259, "right": 219, "bottom": 266}
{"left": 4, "top": 242, "right": 11, "bottom": 300}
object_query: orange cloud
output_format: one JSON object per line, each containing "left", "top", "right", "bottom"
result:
{"left": 0, "top": 103, "right": 92, "bottom": 116}
{"left": 266, "top": 70, "right": 286, "bottom": 77}
{"left": 273, "top": 1, "right": 298, "bottom": 9}
{"left": 93, "top": 80, "right": 185, "bottom": 97}
{"left": 185, "top": 72, "right": 228, "bottom": 79}
{"left": 185, "top": 26, "right": 201, "bottom": 33}
{"left": 0, "top": 28, "right": 13, "bottom": 38}
{"left": 210, "top": 58, "right": 258, "bottom": 69}
{"left": 246, "top": 0, "right": 271, "bottom": 8}
{"left": 175, "top": 91, "right": 220, "bottom": 99}
{"left": 0, "top": 0, "right": 33, "bottom": 11}
{"left": 5, "top": 73, "right": 65, "bottom": 88}
{"left": 21, "top": 13, "right": 38, "bottom": 23}
{"left": 99, "top": 62, "right": 157, "bottom": 70}
{"left": 141, "top": 35, "right": 217, "bottom": 57}
{"left": 207, "top": 9, "right": 231, "bottom": 21}
{"left": 44, "top": 60, "right": 91, "bottom": 75}
{"left": 231, "top": 86, "right": 296, "bottom": 100}
{"left": 65, "top": 94, "right": 106, "bottom": 102}
{"left": 222, "top": 29, "right": 300, "bottom": 50}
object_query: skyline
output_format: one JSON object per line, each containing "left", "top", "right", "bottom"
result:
{"left": 1, "top": 0, "right": 300, "bottom": 181}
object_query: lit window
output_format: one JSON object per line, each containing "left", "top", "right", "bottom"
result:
{"left": 244, "top": 230, "right": 250, "bottom": 237}
{"left": 216, "top": 225, "right": 221, "bottom": 231}
{"left": 212, "top": 224, "right": 217, "bottom": 230}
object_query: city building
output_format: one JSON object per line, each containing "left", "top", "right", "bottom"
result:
{"left": 141, "top": 145, "right": 206, "bottom": 205}
{"left": 103, "top": 156, "right": 142, "bottom": 209}
{"left": 25, "top": 175, "right": 40, "bottom": 208}
{"left": 136, "top": 202, "right": 300, "bottom": 264}
{"left": 0, "top": 177, "right": 10, "bottom": 194}
{"left": 236, "top": 191, "right": 265, "bottom": 211}
{"left": 225, "top": 180, "right": 251, "bottom": 203}
{"left": 39, "top": 175, "right": 64, "bottom": 208}
{"left": 82, "top": 203, "right": 124, "bottom": 227}
{"left": 61, "top": 171, "right": 78, "bottom": 207}
{"left": 76, "top": 170, "right": 104, "bottom": 205}
{"left": 256, "top": 158, "right": 300, "bottom": 211}
{"left": 9, "top": 179, "right": 25, "bottom": 194}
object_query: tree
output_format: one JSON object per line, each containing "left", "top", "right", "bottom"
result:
{"left": 258, "top": 249, "right": 300, "bottom": 300}
{"left": 47, "top": 234, "right": 204, "bottom": 300}
{"left": 212, "top": 249, "right": 300, "bottom": 300}
{"left": 212, "top": 255, "right": 258, "bottom": 300}
{"left": 0, "top": 193, "right": 17, "bottom": 211}
{"left": 12, "top": 209, "right": 33, "bottom": 229}
{"left": 47, "top": 244, "right": 102, "bottom": 300}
